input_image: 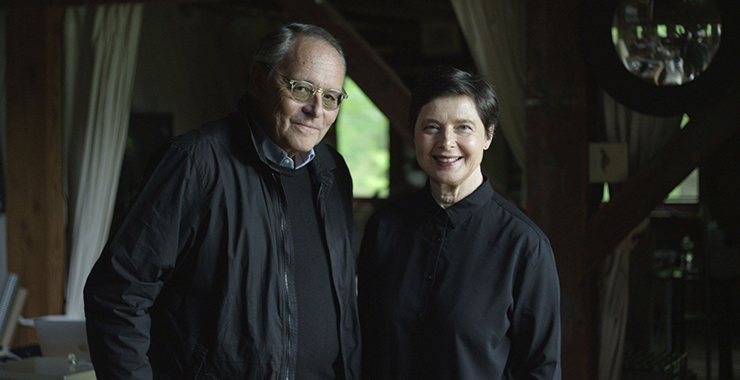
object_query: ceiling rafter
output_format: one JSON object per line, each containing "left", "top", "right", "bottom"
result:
{"left": 586, "top": 90, "right": 740, "bottom": 268}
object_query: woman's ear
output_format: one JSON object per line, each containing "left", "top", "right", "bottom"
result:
{"left": 484, "top": 124, "right": 495, "bottom": 150}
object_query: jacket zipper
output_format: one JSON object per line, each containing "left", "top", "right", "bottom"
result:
{"left": 272, "top": 172, "right": 293, "bottom": 380}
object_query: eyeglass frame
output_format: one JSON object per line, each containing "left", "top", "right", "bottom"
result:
{"left": 264, "top": 64, "right": 348, "bottom": 111}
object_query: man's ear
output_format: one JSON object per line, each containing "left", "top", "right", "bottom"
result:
{"left": 249, "top": 64, "right": 266, "bottom": 95}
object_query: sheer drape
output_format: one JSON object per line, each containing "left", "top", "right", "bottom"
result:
{"left": 450, "top": 0, "right": 528, "bottom": 178}
{"left": 603, "top": 92, "right": 683, "bottom": 173}
{"left": 598, "top": 90, "right": 682, "bottom": 380}
{"left": 599, "top": 219, "right": 649, "bottom": 380}
{"left": 64, "top": 4, "right": 143, "bottom": 318}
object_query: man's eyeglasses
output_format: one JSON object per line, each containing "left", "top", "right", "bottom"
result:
{"left": 267, "top": 65, "right": 348, "bottom": 111}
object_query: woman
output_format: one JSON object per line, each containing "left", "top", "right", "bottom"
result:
{"left": 358, "top": 66, "right": 561, "bottom": 379}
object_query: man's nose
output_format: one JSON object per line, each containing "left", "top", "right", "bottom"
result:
{"left": 303, "top": 92, "right": 323, "bottom": 118}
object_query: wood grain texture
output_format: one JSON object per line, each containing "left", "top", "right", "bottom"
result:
{"left": 5, "top": 6, "right": 66, "bottom": 347}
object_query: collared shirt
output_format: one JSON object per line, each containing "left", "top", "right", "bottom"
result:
{"left": 248, "top": 112, "right": 315, "bottom": 169}
{"left": 358, "top": 179, "right": 562, "bottom": 379}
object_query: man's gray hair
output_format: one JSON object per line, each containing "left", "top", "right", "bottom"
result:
{"left": 252, "top": 23, "right": 346, "bottom": 74}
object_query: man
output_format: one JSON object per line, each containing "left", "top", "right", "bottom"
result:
{"left": 84, "top": 23, "right": 360, "bottom": 379}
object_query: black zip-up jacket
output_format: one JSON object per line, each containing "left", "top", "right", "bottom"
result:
{"left": 84, "top": 97, "right": 361, "bottom": 380}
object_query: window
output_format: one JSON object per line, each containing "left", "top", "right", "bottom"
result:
{"left": 602, "top": 114, "right": 699, "bottom": 203}
{"left": 335, "top": 77, "right": 390, "bottom": 198}
{"left": 665, "top": 114, "right": 699, "bottom": 203}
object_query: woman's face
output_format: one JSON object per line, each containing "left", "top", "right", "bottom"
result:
{"left": 414, "top": 95, "right": 493, "bottom": 191}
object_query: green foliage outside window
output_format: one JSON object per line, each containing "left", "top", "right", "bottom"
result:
{"left": 666, "top": 114, "right": 698, "bottom": 203}
{"left": 336, "top": 77, "right": 390, "bottom": 198}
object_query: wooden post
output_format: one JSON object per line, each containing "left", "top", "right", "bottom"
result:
{"left": 526, "top": 0, "right": 596, "bottom": 378}
{"left": 5, "top": 6, "right": 66, "bottom": 346}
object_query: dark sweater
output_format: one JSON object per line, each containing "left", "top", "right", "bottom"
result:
{"left": 281, "top": 165, "right": 342, "bottom": 379}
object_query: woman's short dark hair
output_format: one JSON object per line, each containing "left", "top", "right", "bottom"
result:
{"left": 252, "top": 23, "right": 346, "bottom": 73}
{"left": 408, "top": 66, "right": 498, "bottom": 138}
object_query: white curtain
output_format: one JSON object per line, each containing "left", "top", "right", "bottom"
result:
{"left": 450, "top": 0, "right": 528, "bottom": 182}
{"left": 598, "top": 91, "right": 682, "bottom": 379}
{"left": 64, "top": 4, "right": 143, "bottom": 318}
{"left": 602, "top": 92, "right": 682, "bottom": 173}
{"left": 599, "top": 219, "right": 649, "bottom": 380}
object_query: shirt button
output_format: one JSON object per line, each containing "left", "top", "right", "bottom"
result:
{"left": 416, "top": 312, "right": 423, "bottom": 318}
{"left": 435, "top": 237, "right": 441, "bottom": 243}
{"left": 425, "top": 275, "right": 433, "bottom": 281}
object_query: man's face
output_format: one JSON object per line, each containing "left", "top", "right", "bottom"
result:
{"left": 254, "top": 37, "right": 345, "bottom": 158}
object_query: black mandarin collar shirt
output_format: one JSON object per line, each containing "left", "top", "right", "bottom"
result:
{"left": 358, "top": 179, "right": 561, "bottom": 379}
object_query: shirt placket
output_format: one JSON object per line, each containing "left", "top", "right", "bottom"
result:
{"left": 416, "top": 211, "right": 450, "bottom": 323}
{"left": 411, "top": 211, "right": 450, "bottom": 377}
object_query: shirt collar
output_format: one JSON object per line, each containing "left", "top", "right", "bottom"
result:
{"left": 245, "top": 103, "right": 316, "bottom": 170}
{"left": 419, "top": 176, "right": 494, "bottom": 228}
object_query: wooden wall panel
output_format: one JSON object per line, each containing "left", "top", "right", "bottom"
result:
{"left": 5, "top": 6, "right": 66, "bottom": 347}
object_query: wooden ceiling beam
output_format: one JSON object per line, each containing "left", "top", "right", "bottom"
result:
{"left": 273, "top": 0, "right": 413, "bottom": 144}
{"left": 586, "top": 90, "right": 740, "bottom": 264}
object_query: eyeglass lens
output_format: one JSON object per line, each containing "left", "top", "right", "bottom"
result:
{"left": 289, "top": 80, "right": 345, "bottom": 110}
